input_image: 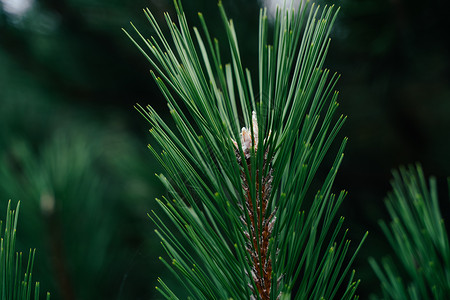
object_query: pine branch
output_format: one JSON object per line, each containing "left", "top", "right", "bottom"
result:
{"left": 370, "top": 164, "right": 450, "bottom": 300}
{"left": 126, "top": 0, "right": 367, "bottom": 298}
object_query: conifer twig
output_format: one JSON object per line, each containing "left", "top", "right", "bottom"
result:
{"left": 370, "top": 164, "right": 450, "bottom": 299}
{"left": 126, "top": 1, "right": 367, "bottom": 298}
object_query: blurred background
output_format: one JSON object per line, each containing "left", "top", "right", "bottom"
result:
{"left": 1, "top": 0, "right": 449, "bottom": 299}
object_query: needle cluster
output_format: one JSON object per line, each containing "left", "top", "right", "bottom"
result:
{"left": 126, "top": 0, "right": 367, "bottom": 298}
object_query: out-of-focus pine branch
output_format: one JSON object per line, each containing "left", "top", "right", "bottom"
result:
{"left": 370, "top": 165, "right": 450, "bottom": 299}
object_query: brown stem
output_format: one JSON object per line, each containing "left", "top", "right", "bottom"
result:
{"left": 239, "top": 153, "right": 276, "bottom": 300}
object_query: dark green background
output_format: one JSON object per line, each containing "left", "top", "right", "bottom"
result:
{"left": 1, "top": 0, "right": 449, "bottom": 298}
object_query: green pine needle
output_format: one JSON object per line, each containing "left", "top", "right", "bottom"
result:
{"left": 0, "top": 201, "right": 50, "bottom": 300}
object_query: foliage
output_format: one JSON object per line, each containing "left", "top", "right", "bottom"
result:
{"left": 370, "top": 165, "right": 450, "bottom": 299}
{"left": 0, "top": 75, "right": 167, "bottom": 298}
{"left": 126, "top": 0, "right": 367, "bottom": 298}
{"left": 0, "top": 123, "right": 165, "bottom": 299}
{"left": 1, "top": 0, "right": 449, "bottom": 299}
{"left": 0, "top": 201, "right": 50, "bottom": 300}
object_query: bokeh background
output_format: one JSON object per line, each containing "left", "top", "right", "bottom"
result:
{"left": 1, "top": 0, "right": 449, "bottom": 299}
